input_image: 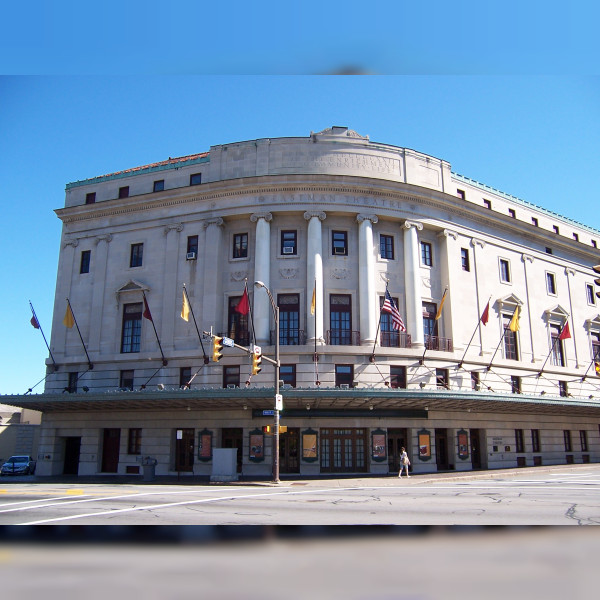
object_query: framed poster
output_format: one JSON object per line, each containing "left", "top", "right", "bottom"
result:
{"left": 249, "top": 429, "right": 265, "bottom": 462}
{"left": 457, "top": 429, "right": 469, "bottom": 460}
{"left": 418, "top": 428, "right": 431, "bottom": 460}
{"left": 371, "top": 429, "right": 387, "bottom": 461}
{"left": 197, "top": 429, "right": 213, "bottom": 461}
{"left": 302, "top": 428, "right": 318, "bottom": 462}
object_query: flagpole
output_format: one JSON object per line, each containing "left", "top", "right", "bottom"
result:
{"left": 537, "top": 318, "right": 570, "bottom": 377}
{"left": 142, "top": 291, "right": 168, "bottom": 366}
{"left": 487, "top": 305, "right": 519, "bottom": 371}
{"left": 245, "top": 280, "right": 257, "bottom": 347}
{"left": 313, "top": 278, "right": 320, "bottom": 385}
{"left": 458, "top": 296, "right": 492, "bottom": 369}
{"left": 580, "top": 357, "right": 598, "bottom": 382}
{"left": 370, "top": 281, "right": 387, "bottom": 362}
{"left": 66, "top": 298, "right": 93, "bottom": 370}
{"left": 29, "top": 300, "right": 57, "bottom": 370}
{"left": 183, "top": 284, "right": 209, "bottom": 363}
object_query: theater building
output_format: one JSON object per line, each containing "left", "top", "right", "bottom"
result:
{"left": 6, "top": 126, "right": 600, "bottom": 478}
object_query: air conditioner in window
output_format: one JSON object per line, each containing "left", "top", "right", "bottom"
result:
{"left": 227, "top": 384, "right": 237, "bottom": 389}
{"left": 333, "top": 247, "right": 346, "bottom": 255}
{"left": 282, "top": 383, "right": 293, "bottom": 389}
{"left": 282, "top": 247, "right": 294, "bottom": 254}
{"left": 186, "top": 251, "right": 197, "bottom": 260}
{"left": 339, "top": 383, "right": 350, "bottom": 389}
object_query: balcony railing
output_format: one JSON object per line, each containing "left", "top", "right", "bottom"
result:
{"left": 270, "top": 329, "right": 307, "bottom": 346}
{"left": 425, "top": 335, "right": 453, "bottom": 352}
{"left": 380, "top": 331, "right": 412, "bottom": 349}
{"left": 326, "top": 330, "right": 361, "bottom": 346}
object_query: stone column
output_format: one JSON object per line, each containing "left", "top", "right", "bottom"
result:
{"left": 304, "top": 211, "right": 326, "bottom": 344}
{"left": 471, "top": 238, "right": 486, "bottom": 355}
{"left": 522, "top": 253, "right": 536, "bottom": 363}
{"left": 161, "top": 223, "right": 183, "bottom": 352}
{"left": 357, "top": 214, "right": 378, "bottom": 345}
{"left": 202, "top": 218, "right": 224, "bottom": 332}
{"left": 403, "top": 220, "right": 424, "bottom": 349}
{"left": 89, "top": 234, "right": 112, "bottom": 353}
{"left": 251, "top": 212, "right": 273, "bottom": 346}
{"left": 437, "top": 229, "right": 458, "bottom": 343}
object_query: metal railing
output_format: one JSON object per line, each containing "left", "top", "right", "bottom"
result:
{"left": 326, "top": 330, "right": 361, "bottom": 346}
{"left": 380, "top": 331, "right": 412, "bottom": 348}
{"left": 425, "top": 335, "right": 453, "bottom": 352}
{"left": 270, "top": 329, "right": 306, "bottom": 346}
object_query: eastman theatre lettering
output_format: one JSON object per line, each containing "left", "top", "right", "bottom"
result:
{"left": 256, "top": 193, "right": 402, "bottom": 209}
{"left": 279, "top": 151, "right": 400, "bottom": 175}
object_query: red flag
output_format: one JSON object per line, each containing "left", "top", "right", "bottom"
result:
{"left": 480, "top": 301, "right": 490, "bottom": 326}
{"left": 30, "top": 315, "right": 40, "bottom": 329}
{"left": 143, "top": 296, "right": 153, "bottom": 321}
{"left": 558, "top": 321, "right": 571, "bottom": 340}
{"left": 235, "top": 287, "right": 250, "bottom": 315}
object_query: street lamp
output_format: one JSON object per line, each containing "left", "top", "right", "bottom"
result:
{"left": 254, "top": 280, "right": 281, "bottom": 483}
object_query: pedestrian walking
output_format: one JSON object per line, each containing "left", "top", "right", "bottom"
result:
{"left": 398, "top": 447, "right": 410, "bottom": 477}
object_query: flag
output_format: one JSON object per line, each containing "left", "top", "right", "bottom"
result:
{"left": 595, "top": 362, "right": 600, "bottom": 377}
{"left": 435, "top": 289, "right": 448, "bottom": 320}
{"left": 558, "top": 321, "right": 571, "bottom": 340}
{"left": 310, "top": 286, "right": 316, "bottom": 316}
{"left": 63, "top": 303, "right": 74, "bottom": 328}
{"left": 508, "top": 306, "right": 520, "bottom": 332}
{"left": 382, "top": 289, "right": 406, "bottom": 332}
{"left": 480, "top": 301, "right": 490, "bottom": 326}
{"left": 143, "top": 296, "right": 153, "bottom": 321}
{"left": 30, "top": 314, "right": 40, "bottom": 329}
{"left": 235, "top": 286, "right": 250, "bottom": 315}
{"left": 181, "top": 290, "right": 190, "bottom": 322}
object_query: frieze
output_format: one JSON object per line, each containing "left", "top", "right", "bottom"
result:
{"left": 331, "top": 268, "right": 350, "bottom": 280}
{"left": 278, "top": 150, "right": 399, "bottom": 175}
{"left": 279, "top": 268, "right": 299, "bottom": 279}
{"left": 230, "top": 271, "right": 248, "bottom": 282}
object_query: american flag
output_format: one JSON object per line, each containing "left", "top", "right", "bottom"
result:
{"left": 382, "top": 289, "right": 406, "bottom": 332}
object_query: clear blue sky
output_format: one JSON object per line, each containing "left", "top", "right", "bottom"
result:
{"left": 1, "top": 4, "right": 599, "bottom": 396}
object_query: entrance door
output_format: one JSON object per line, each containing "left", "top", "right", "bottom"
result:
{"left": 101, "top": 428, "right": 121, "bottom": 473}
{"left": 279, "top": 428, "right": 300, "bottom": 474}
{"left": 63, "top": 437, "right": 81, "bottom": 475}
{"left": 320, "top": 428, "right": 368, "bottom": 473}
{"left": 435, "top": 429, "right": 449, "bottom": 471}
{"left": 470, "top": 429, "right": 482, "bottom": 469}
{"left": 387, "top": 428, "right": 408, "bottom": 474}
{"left": 175, "top": 428, "right": 195, "bottom": 472}
{"left": 222, "top": 428, "right": 243, "bottom": 473}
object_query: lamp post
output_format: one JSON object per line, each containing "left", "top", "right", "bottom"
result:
{"left": 254, "top": 280, "right": 280, "bottom": 483}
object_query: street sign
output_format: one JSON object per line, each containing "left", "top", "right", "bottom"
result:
{"left": 263, "top": 410, "right": 274, "bottom": 416}
{"left": 222, "top": 336, "right": 234, "bottom": 347}
{"left": 275, "top": 394, "right": 283, "bottom": 411}
{"left": 253, "top": 344, "right": 261, "bottom": 355}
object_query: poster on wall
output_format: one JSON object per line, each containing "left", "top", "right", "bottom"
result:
{"left": 372, "top": 432, "right": 386, "bottom": 460}
{"left": 457, "top": 429, "right": 469, "bottom": 460}
{"left": 250, "top": 434, "right": 264, "bottom": 460}
{"left": 418, "top": 429, "right": 431, "bottom": 460}
{"left": 197, "top": 429, "right": 213, "bottom": 461}
{"left": 303, "top": 433, "right": 317, "bottom": 459}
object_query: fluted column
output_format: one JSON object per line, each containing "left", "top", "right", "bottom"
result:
{"left": 437, "top": 229, "right": 458, "bottom": 343}
{"left": 251, "top": 212, "right": 273, "bottom": 346}
{"left": 89, "top": 234, "right": 112, "bottom": 353}
{"left": 161, "top": 223, "right": 183, "bottom": 351}
{"left": 304, "top": 211, "right": 326, "bottom": 344}
{"left": 202, "top": 218, "right": 224, "bottom": 332}
{"left": 403, "top": 220, "right": 424, "bottom": 349}
{"left": 357, "top": 214, "right": 378, "bottom": 345}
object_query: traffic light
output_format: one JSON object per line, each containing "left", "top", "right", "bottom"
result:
{"left": 594, "top": 265, "right": 600, "bottom": 299}
{"left": 251, "top": 351, "right": 262, "bottom": 375}
{"left": 279, "top": 425, "right": 288, "bottom": 434}
{"left": 262, "top": 425, "right": 272, "bottom": 434}
{"left": 212, "top": 336, "right": 223, "bottom": 362}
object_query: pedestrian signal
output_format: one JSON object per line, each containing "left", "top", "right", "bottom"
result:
{"left": 251, "top": 351, "right": 262, "bottom": 375}
{"left": 212, "top": 336, "right": 223, "bottom": 362}
{"left": 279, "top": 425, "right": 288, "bottom": 434}
{"left": 262, "top": 425, "right": 272, "bottom": 434}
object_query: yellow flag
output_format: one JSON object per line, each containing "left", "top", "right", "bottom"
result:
{"left": 181, "top": 290, "right": 190, "bottom": 322}
{"left": 63, "top": 303, "right": 74, "bottom": 328}
{"left": 435, "top": 289, "right": 447, "bottom": 320}
{"left": 310, "top": 286, "right": 316, "bottom": 316}
{"left": 508, "top": 306, "right": 520, "bottom": 332}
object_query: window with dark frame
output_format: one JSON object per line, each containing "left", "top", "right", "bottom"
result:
{"left": 233, "top": 233, "right": 248, "bottom": 259}
{"left": 502, "top": 313, "right": 519, "bottom": 360}
{"left": 130, "top": 243, "right": 143, "bottom": 268}
{"left": 335, "top": 364, "right": 354, "bottom": 387}
{"left": 329, "top": 294, "right": 352, "bottom": 345}
{"left": 420, "top": 241, "right": 432, "bottom": 266}
{"left": 546, "top": 272, "right": 557, "bottom": 295}
{"left": 471, "top": 371, "right": 480, "bottom": 390}
{"left": 580, "top": 430, "right": 588, "bottom": 452}
{"left": 80, "top": 250, "right": 91, "bottom": 274}
{"left": 121, "top": 303, "right": 142, "bottom": 353}
{"left": 380, "top": 234, "right": 394, "bottom": 260}
{"left": 586, "top": 284, "right": 595, "bottom": 305}
{"left": 228, "top": 296, "right": 249, "bottom": 345}
{"left": 67, "top": 372, "right": 78, "bottom": 393}
{"left": 499, "top": 259, "right": 511, "bottom": 283}
{"left": 128, "top": 428, "right": 142, "bottom": 455}
{"left": 120, "top": 369, "right": 134, "bottom": 390}
{"left": 461, "top": 248, "right": 470, "bottom": 272}
{"left": 563, "top": 429, "right": 572, "bottom": 451}
{"left": 573, "top": 233, "right": 579, "bottom": 242}
{"left": 390, "top": 366, "right": 407, "bottom": 389}
{"left": 436, "top": 368, "right": 449, "bottom": 389}
{"left": 532, "top": 217, "right": 539, "bottom": 227}
{"left": 515, "top": 429, "right": 524, "bottom": 453}
{"left": 380, "top": 295, "right": 402, "bottom": 347}
{"left": 508, "top": 208, "right": 516, "bottom": 218}
{"left": 332, "top": 230, "right": 348, "bottom": 256}
{"left": 118, "top": 186, "right": 129, "bottom": 199}
{"left": 223, "top": 366, "right": 240, "bottom": 388}
{"left": 85, "top": 192, "right": 96, "bottom": 204}
{"left": 423, "top": 302, "right": 439, "bottom": 340}
{"left": 280, "top": 364, "right": 297, "bottom": 388}
{"left": 187, "top": 235, "right": 198, "bottom": 255}
{"left": 179, "top": 367, "right": 192, "bottom": 389}
{"left": 591, "top": 332, "right": 600, "bottom": 361}
{"left": 457, "top": 189, "right": 465, "bottom": 200}
{"left": 190, "top": 173, "right": 202, "bottom": 186}
{"left": 550, "top": 324, "right": 566, "bottom": 367}
{"left": 153, "top": 180, "right": 164, "bottom": 192}
{"left": 553, "top": 225, "right": 560, "bottom": 234}
{"left": 559, "top": 380, "right": 568, "bottom": 397}
{"left": 281, "top": 230, "right": 297, "bottom": 255}
{"left": 511, "top": 375, "right": 522, "bottom": 394}
{"left": 545, "top": 247, "right": 553, "bottom": 255}
{"left": 592, "top": 240, "right": 598, "bottom": 248}
{"left": 278, "top": 294, "right": 300, "bottom": 345}
{"left": 483, "top": 199, "right": 492, "bottom": 209}
{"left": 531, "top": 429, "right": 541, "bottom": 453}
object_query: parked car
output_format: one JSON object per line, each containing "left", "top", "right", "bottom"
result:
{"left": 0, "top": 455, "right": 36, "bottom": 475}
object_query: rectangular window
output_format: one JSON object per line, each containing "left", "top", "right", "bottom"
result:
{"left": 335, "top": 364, "right": 354, "bottom": 388}
{"left": 591, "top": 332, "right": 600, "bottom": 361}
{"left": 503, "top": 313, "right": 519, "bottom": 360}
{"left": 67, "top": 372, "right": 78, "bottom": 393}
{"left": 531, "top": 429, "right": 541, "bottom": 453}
{"left": 80, "top": 250, "right": 91, "bottom": 274}
{"left": 546, "top": 272, "right": 557, "bottom": 295}
{"left": 461, "top": 248, "right": 470, "bottom": 272}
{"left": 573, "top": 233, "right": 579, "bottom": 242}
{"left": 580, "top": 430, "right": 588, "bottom": 452}
{"left": 553, "top": 225, "right": 560, "bottom": 234}
{"left": 531, "top": 217, "right": 539, "bottom": 227}
{"left": 563, "top": 430, "right": 572, "bottom": 452}
{"left": 280, "top": 364, "right": 297, "bottom": 388}
{"left": 153, "top": 179, "right": 164, "bottom": 192}
{"left": 121, "top": 303, "right": 142, "bottom": 353}
{"left": 586, "top": 284, "right": 596, "bottom": 305}
{"left": 545, "top": 247, "right": 553, "bottom": 255}
{"left": 130, "top": 243, "right": 143, "bottom": 268}
{"left": 329, "top": 294, "right": 352, "bottom": 345}
{"left": 511, "top": 375, "right": 522, "bottom": 394}
{"left": 551, "top": 324, "right": 566, "bottom": 367}
{"left": 423, "top": 302, "right": 439, "bottom": 341}
{"left": 515, "top": 429, "right": 524, "bottom": 453}
{"left": 471, "top": 371, "right": 480, "bottom": 390}
{"left": 190, "top": 173, "right": 202, "bottom": 186}
{"left": 179, "top": 367, "right": 191, "bottom": 389}
{"left": 508, "top": 208, "right": 516, "bottom": 218}
{"left": 436, "top": 369, "right": 449, "bottom": 389}
{"left": 483, "top": 199, "right": 492, "bottom": 209}
{"left": 390, "top": 366, "right": 407, "bottom": 389}
{"left": 499, "top": 259, "right": 511, "bottom": 283}
{"left": 380, "top": 295, "right": 403, "bottom": 347}
{"left": 281, "top": 230, "right": 297, "bottom": 255}
{"left": 559, "top": 380, "right": 568, "bottom": 397}
{"left": 120, "top": 369, "right": 134, "bottom": 390}
{"left": 223, "top": 366, "right": 240, "bottom": 388}
{"left": 233, "top": 233, "right": 248, "bottom": 258}
{"left": 592, "top": 240, "right": 598, "bottom": 248}
{"left": 332, "top": 231, "right": 348, "bottom": 256}
{"left": 85, "top": 192, "right": 96, "bottom": 204}
{"left": 128, "top": 428, "right": 142, "bottom": 454}
{"left": 118, "top": 186, "right": 129, "bottom": 199}
{"left": 278, "top": 294, "right": 300, "bottom": 345}
{"left": 380, "top": 234, "right": 394, "bottom": 260}
{"left": 457, "top": 189, "right": 465, "bottom": 200}
{"left": 420, "top": 241, "right": 432, "bottom": 266}
{"left": 187, "top": 235, "right": 198, "bottom": 256}
{"left": 228, "top": 296, "right": 249, "bottom": 345}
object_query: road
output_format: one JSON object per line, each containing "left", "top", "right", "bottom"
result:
{"left": 1, "top": 464, "right": 599, "bottom": 525}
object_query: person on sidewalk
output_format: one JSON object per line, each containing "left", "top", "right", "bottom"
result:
{"left": 398, "top": 447, "right": 410, "bottom": 478}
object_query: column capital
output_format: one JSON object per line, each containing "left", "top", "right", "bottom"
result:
{"left": 356, "top": 213, "right": 378, "bottom": 225}
{"left": 522, "top": 253, "right": 535, "bottom": 264}
{"left": 565, "top": 267, "right": 576, "bottom": 276}
{"left": 163, "top": 223, "right": 184, "bottom": 236}
{"left": 250, "top": 211, "right": 273, "bottom": 223}
{"left": 202, "top": 217, "right": 224, "bottom": 229}
{"left": 94, "top": 233, "right": 113, "bottom": 245}
{"left": 403, "top": 220, "right": 423, "bottom": 231}
{"left": 471, "top": 238, "right": 486, "bottom": 249}
{"left": 63, "top": 237, "right": 79, "bottom": 249}
{"left": 438, "top": 229, "right": 458, "bottom": 241}
{"left": 304, "top": 211, "right": 327, "bottom": 222}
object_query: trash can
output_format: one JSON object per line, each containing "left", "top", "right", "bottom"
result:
{"left": 141, "top": 457, "right": 157, "bottom": 481}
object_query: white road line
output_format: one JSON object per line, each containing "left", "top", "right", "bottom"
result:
{"left": 0, "top": 495, "right": 93, "bottom": 508}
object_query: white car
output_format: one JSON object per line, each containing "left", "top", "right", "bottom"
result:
{"left": 0, "top": 455, "right": 36, "bottom": 475}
